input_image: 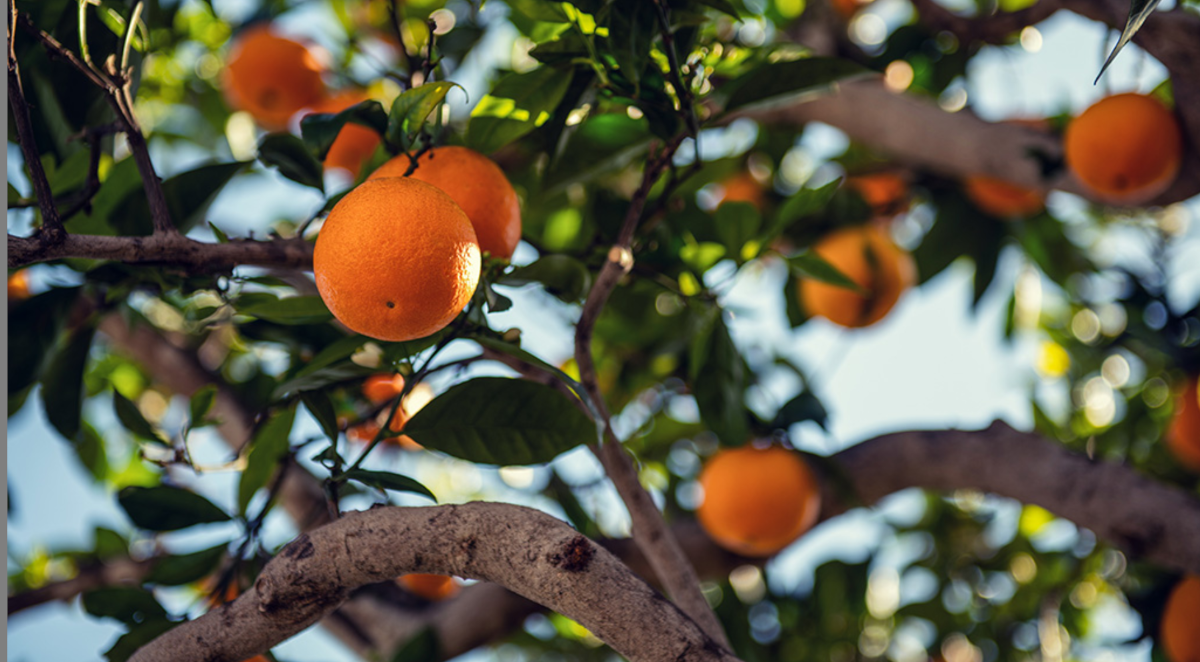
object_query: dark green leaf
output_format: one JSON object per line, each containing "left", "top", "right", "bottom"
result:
{"left": 344, "top": 469, "right": 437, "bottom": 501}
{"left": 144, "top": 543, "right": 228, "bottom": 586}
{"left": 391, "top": 627, "right": 441, "bottom": 662}
{"left": 301, "top": 390, "right": 339, "bottom": 442}
{"left": 258, "top": 133, "right": 325, "bottom": 191}
{"left": 103, "top": 619, "right": 177, "bottom": 662}
{"left": 75, "top": 421, "right": 110, "bottom": 482}
{"left": 237, "top": 296, "right": 333, "bottom": 325}
{"left": 117, "top": 485, "right": 231, "bottom": 531}
{"left": 93, "top": 526, "right": 129, "bottom": 559}
{"left": 403, "top": 377, "right": 594, "bottom": 465}
{"left": 467, "top": 66, "right": 575, "bottom": 154}
{"left": 772, "top": 391, "right": 829, "bottom": 430}
{"left": 386, "top": 82, "right": 463, "bottom": 148}
{"left": 82, "top": 587, "right": 168, "bottom": 625}
{"left": 41, "top": 323, "right": 95, "bottom": 441}
{"left": 300, "top": 99, "right": 388, "bottom": 160}
{"left": 788, "top": 251, "right": 861, "bottom": 292}
{"left": 237, "top": 406, "right": 297, "bottom": 515}
{"left": 114, "top": 162, "right": 249, "bottom": 234}
{"left": 189, "top": 385, "right": 217, "bottom": 424}
{"left": 1095, "top": 0, "right": 1161, "bottom": 83}
{"left": 693, "top": 0, "right": 741, "bottom": 18}
{"left": 498, "top": 255, "right": 593, "bottom": 303}
{"left": 273, "top": 361, "right": 374, "bottom": 400}
{"left": 723, "top": 57, "right": 869, "bottom": 112}
{"left": 690, "top": 311, "right": 748, "bottom": 446}
{"left": 8, "top": 287, "right": 81, "bottom": 395}
{"left": 769, "top": 179, "right": 841, "bottom": 239}
{"left": 208, "top": 222, "right": 230, "bottom": 243}
{"left": 112, "top": 390, "right": 167, "bottom": 445}
{"left": 713, "top": 202, "right": 762, "bottom": 261}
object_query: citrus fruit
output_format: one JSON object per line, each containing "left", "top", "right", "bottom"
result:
{"left": 964, "top": 175, "right": 1045, "bottom": 218}
{"left": 798, "top": 224, "right": 916, "bottom": 328}
{"left": 398, "top": 573, "right": 459, "bottom": 601}
{"left": 1162, "top": 575, "right": 1200, "bottom": 662}
{"left": 221, "top": 25, "right": 328, "bottom": 131}
{"left": 303, "top": 91, "right": 382, "bottom": 179}
{"left": 1063, "top": 93, "right": 1183, "bottom": 205}
{"left": 696, "top": 445, "right": 821, "bottom": 557}
{"left": 368, "top": 146, "right": 521, "bottom": 260}
{"left": 1167, "top": 376, "right": 1200, "bottom": 472}
{"left": 717, "top": 172, "right": 766, "bottom": 211}
{"left": 363, "top": 373, "right": 406, "bottom": 405}
{"left": 8, "top": 271, "right": 30, "bottom": 301}
{"left": 313, "top": 177, "right": 480, "bottom": 342}
{"left": 846, "top": 172, "right": 909, "bottom": 217}
{"left": 832, "top": 0, "right": 873, "bottom": 19}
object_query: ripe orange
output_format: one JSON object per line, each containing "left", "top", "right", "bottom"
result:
{"left": 8, "top": 271, "right": 30, "bottom": 301}
{"left": 303, "top": 91, "right": 383, "bottom": 179}
{"left": 221, "top": 25, "right": 327, "bottom": 131}
{"left": 1162, "top": 575, "right": 1200, "bottom": 662}
{"left": 846, "top": 172, "right": 908, "bottom": 217}
{"left": 717, "top": 172, "right": 766, "bottom": 211}
{"left": 368, "top": 146, "right": 521, "bottom": 260}
{"left": 1064, "top": 93, "right": 1183, "bottom": 205}
{"left": 964, "top": 175, "right": 1045, "bottom": 218}
{"left": 313, "top": 177, "right": 480, "bottom": 342}
{"left": 798, "top": 224, "right": 916, "bottom": 328}
{"left": 398, "top": 573, "right": 459, "bottom": 601}
{"left": 363, "top": 373, "right": 406, "bottom": 405}
{"left": 696, "top": 445, "right": 821, "bottom": 557}
{"left": 1167, "top": 376, "right": 1200, "bottom": 472}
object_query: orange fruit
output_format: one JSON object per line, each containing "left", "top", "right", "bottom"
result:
{"left": 717, "top": 172, "right": 766, "bottom": 211}
{"left": 1162, "top": 575, "right": 1200, "bottom": 662}
{"left": 8, "top": 271, "right": 30, "bottom": 301}
{"left": 846, "top": 172, "right": 908, "bottom": 217}
{"left": 221, "top": 25, "right": 327, "bottom": 131}
{"left": 1167, "top": 376, "right": 1200, "bottom": 472}
{"left": 368, "top": 146, "right": 521, "bottom": 260}
{"left": 313, "top": 177, "right": 480, "bottom": 342}
{"left": 363, "top": 373, "right": 406, "bottom": 405}
{"left": 798, "top": 224, "right": 916, "bottom": 328}
{"left": 303, "top": 91, "right": 383, "bottom": 179}
{"left": 1064, "top": 93, "right": 1183, "bottom": 205}
{"left": 964, "top": 175, "right": 1045, "bottom": 218}
{"left": 832, "top": 0, "right": 873, "bottom": 19}
{"left": 696, "top": 445, "right": 821, "bottom": 557}
{"left": 398, "top": 573, "right": 459, "bottom": 601}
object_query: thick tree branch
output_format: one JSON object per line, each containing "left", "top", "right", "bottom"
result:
{"left": 8, "top": 232, "right": 313, "bottom": 271}
{"left": 129, "top": 503, "right": 741, "bottom": 662}
{"left": 909, "top": 0, "right": 1060, "bottom": 45}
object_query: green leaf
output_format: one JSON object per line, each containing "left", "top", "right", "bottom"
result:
{"left": 467, "top": 66, "right": 575, "bottom": 154}
{"left": 772, "top": 390, "right": 829, "bottom": 431}
{"left": 93, "top": 526, "right": 129, "bottom": 559}
{"left": 391, "top": 627, "right": 440, "bottom": 662}
{"left": 723, "top": 57, "right": 869, "bottom": 112}
{"left": 1095, "top": 0, "right": 1161, "bottom": 84}
{"left": 144, "top": 542, "right": 228, "bottom": 586}
{"left": 208, "top": 221, "right": 230, "bottom": 243}
{"left": 114, "top": 161, "right": 249, "bottom": 234}
{"left": 189, "top": 385, "right": 217, "bottom": 424}
{"left": 344, "top": 469, "right": 437, "bottom": 501}
{"left": 403, "top": 377, "right": 594, "bottom": 465}
{"left": 112, "top": 390, "right": 167, "bottom": 445}
{"left": 117, "top": 485, "right": 231, "bottom": 532}
{"left": 498, "top": 255, "right": 593, "bottom": 303}
{"left": 300, "top": 99, "right": 388, "bottom": 160}
{"left": 237, "top": 296, "right": 333, "bottom": 325}
{"left": 258, "top": 133, "right": 325, "bottom": 191}
{"left": 386, "top": 82, "right": 463, "bottom": 148}
{"left": 41, "top": 323, "right": 96, "bottom": 441}
{"left": 788, "top": 251, "right": 861, "bottom": 291}
{"left": 103, "top": 619, "right": 177, "bottom": 662}
{"left": 75, "top": 421, "right": 110, "bottom": 483}
{"left": 8, "top": 182, "right": 23, "bottom": 205}
{"left": 769, "top": 179, "right": 841, "bottom": 239}
{"left": 690, "top": 311, "right": 748, "bottom": 446}
{"left": 301, "top": 390, "right": 339, "bottom": 442}
{"left": 82, "top": 587, "right": 168, "bottom": 625}
{"left": 237, "top": 405, "right": 297, "bottom": 515}
{"left": 8, "top": 287, "right": 81, "bottom": 395}
{"left": 273, "top": 362, "right": 374, "bottom": 400}
{"left": 694, "top": 0, "right": 742, "bottom": 18}
{"left": 713, "top": 202, "right": 762, "bottom": 261}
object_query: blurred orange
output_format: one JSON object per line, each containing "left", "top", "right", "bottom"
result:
{"left": 716, "top": 172, "right": 765, "bottom": 211}
{"left": 1161, "top": 575, "right": 1200, "bottom": 662}
{"left": 1167, "top": 376, "right": 1200, "bottom": 472}
{"left": 303, "top": 91, "right": 383, "bottom": 179}
{"left": 845, "top": 172, "right": 908, "bottom": 217}
{"left": 363, "top": 373, "right": 406, "bottom": 404}
{"left": 797, "top": 224, "right": 915, "bottom": 328}
{"left": 8, "top": 271, "right": 31, "bottom": 301}
{"left": 398, "top": 573, "right": 459, "bottom": 601}
{"left": 221, "top": 25, "right": 327, "bottom": 131}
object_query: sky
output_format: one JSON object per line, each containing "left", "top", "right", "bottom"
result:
{"left": 6, "top": 1, "right": 1196, "bottom": 661}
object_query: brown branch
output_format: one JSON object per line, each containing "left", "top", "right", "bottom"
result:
{"left": 909, "top": 0, "right": 1060, "bottom": 45}
{"left": 17, "top": 11, "right": 177, "bottom": 235}
{"left": 8, "top": 0, "right": 65, "bottom": 243}
{"left": 128, "top": 503, "right": 742, "bottom": 662}
{"left": 8, "top": 232, "right": 313, "bottom": 271}
{"left": 7, "top": 557, "right": 155, "bottom": 616}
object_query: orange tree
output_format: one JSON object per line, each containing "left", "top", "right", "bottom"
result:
{"left": 7, "top": 0, "right": 1200, "bottom": 661}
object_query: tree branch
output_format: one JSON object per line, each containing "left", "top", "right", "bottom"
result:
{"left": 9, "top": 232, "right": 313, "bottom": 271}
{"left": 7, "top": 556, "right": 155, "bottom": 616}
{"left": 128, "top": 503, "right": 741, "bottom": 662}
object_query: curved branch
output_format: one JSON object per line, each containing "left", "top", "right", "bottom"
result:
{"left": 7, "top": 557, "right": 154, "bottom": 616}
{"left": 9, "top": 232, "right": 313, "bottom": 271}
{"left": 128, "top": 503, "right": 741, "bottom": 662}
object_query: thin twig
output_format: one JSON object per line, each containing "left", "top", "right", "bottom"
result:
{"left": 8, "top": 231, "right": 313, "bottom": 271}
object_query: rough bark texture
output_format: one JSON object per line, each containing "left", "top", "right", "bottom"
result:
{"left": 128, "top": 503, "right": 739, "bottom": 662}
